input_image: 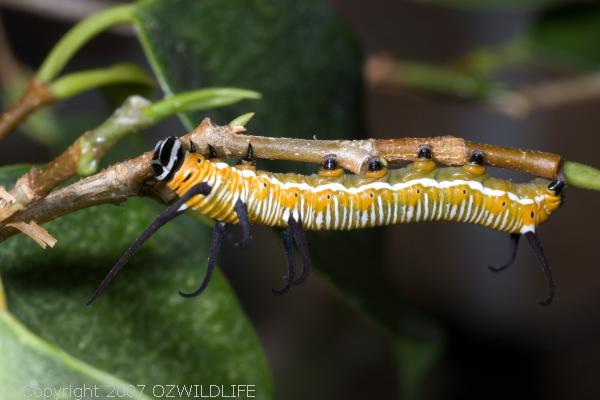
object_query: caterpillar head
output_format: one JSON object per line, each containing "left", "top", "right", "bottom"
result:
{"left": 151, "top": 136, "right": 185, "bottom": 181}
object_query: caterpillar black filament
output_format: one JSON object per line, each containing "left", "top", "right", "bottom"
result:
{"left": 88, "top": 137, "right": 564, "bottom": 306}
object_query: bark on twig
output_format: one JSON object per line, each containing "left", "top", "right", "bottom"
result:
{"left": 9, "top": 96, "right": 151, "bottom": 207}
{"left": 192, "top": 119, "right": 561, "bottom": 178}
{"left": 0, "top": 79, "right": 54, "bottom": 141}
{"left": 0, "top": 152, "right": 157, "bottom": 242}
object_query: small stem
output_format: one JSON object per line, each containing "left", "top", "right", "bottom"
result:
{"left": 49, "top": 63, "right": 153, "bottom": 100}
{"left": 76, "top": 96, "right": 153, "bottom": 176}
{"left": 563, "top": 161, "right": 600, "bottom": 191}
{"left": 143, "top": 88, "right": 260, "bottom": 121}
{"left": 465, "top": 141, "right": 561, "bottom": 179}
{"left": 36, "top": 4, "right": 135, "bottom": 83}
{"left": 0, "top": 79, "right": 54, "bottom": 142}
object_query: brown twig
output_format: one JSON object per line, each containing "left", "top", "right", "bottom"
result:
{"left": 0, "top": 15, "right": 57, "bottom": 141}
{"left": 194, "top": 119, "right": 561, "bottom": 178}
{"left": 8, "top": 96, "right": 151, "bottom": 207}
{"left": 0, "top": 79, "right": 54, "bottom": 141}
{"left": 0, "top": 118, "right": 563, "bottom": 243}
{"left": 0, "top": 152, "right": 160, "bottom": 242}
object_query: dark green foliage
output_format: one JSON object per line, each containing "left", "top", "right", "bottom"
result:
{"left": 134, "top": 0, "right": 363, "bottom": 138}
{"left": 0, "top": 166, "right": 271, "bottom": 399}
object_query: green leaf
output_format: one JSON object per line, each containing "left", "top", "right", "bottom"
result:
{"left": 0, "top": 313, "right": 150, "bottom": 400}
{"left": 527, "top": 3, "right": 600, "bottom": 70}
{"left": 0, "top": 165, "right": 271, "bottom": 399}
{"left": 49, "top": 63, "right": 155, "bottom": 100}
{"left": 132, "top": 0, "right": 363, "bottom": 140}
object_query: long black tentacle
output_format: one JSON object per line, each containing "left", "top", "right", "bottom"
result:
{"left": 272, "top": 228, "right": 296, "bottom": 295}
{"left": 87, "top": 182, "right": 212, "bottom": 305}
{"left": 234, "top": 199, "right": 251, "bottom": 249}
{"left": 525, "top": 232, "right": 556, "bottom": 306}
{"left": 288, "top": 216, "right": 311, "bottom": 285}
{"left": 489, "top": 233, "right": 521, "bottom": 272}
{"left": 179, "top": 221, "right": 227, "bottom": 298}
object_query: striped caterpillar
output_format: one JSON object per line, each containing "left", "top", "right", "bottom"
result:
{"left": 88, "top": 136, "right": 564, "bottom": 306}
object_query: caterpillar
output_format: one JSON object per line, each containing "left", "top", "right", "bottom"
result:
{"left": 88, "top": 136, "right": 564, "bottom": 306}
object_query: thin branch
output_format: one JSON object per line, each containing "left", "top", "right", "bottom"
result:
{"left": 0, "top": 79, "right": 54, "bottom": 141}
{"left": 7, "top": 89, "right": 259, "bottom": 208}
{"left": 193, "top": 119, "right": 561, "bottom": 178}
{"left": 2, "top": 118, "right": 598, "bottom": 246}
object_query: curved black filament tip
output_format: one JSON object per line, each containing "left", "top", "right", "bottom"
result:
{"left": 86, "top": 182, "right": 212, "bottom": 306}
{"left": 288, "top": 216, "right": 311, "bottom": 285}
{"left": 273, "top": 228, "right": 296, "bottom": 295}
{"left": 525, "top": 232, "right": 556, "bottom": 306}
{"left": 489, "top": 234, "right": 521, "bottom": 272}
{"left": 179, "top": 221, "right": 227, "bottom": 298}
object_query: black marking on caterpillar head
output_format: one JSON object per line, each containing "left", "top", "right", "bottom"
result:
{"left": 151, "top": 137, "right": 185, "bottom": 181}
{"left": 367, "top": 156, "right": 383, "bottom": 172}
{"left": 179, "top": 221, "right": 226, "bottom": 298}
{"left": 417, "top": 145, "right": 432, "bottom": 160}
{"left": 469, "top": 150, "right": 485, "bottom": 165}
{"left": 323, "top": 154, "right": 338, "bottom": 170}
{"left": 87, "top": 182, "right": 212, "bottom": 305}
{"left": 207, "top": 144, "right": 218, "bottom": 159}
{"left": 548, "top": 179, "right": 565, "bottom": 194}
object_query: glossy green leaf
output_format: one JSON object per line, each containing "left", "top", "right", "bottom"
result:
{"left": 0, "top": 165, "right": 271, "bottom": 399}
{"left": 133, "top": 0, "right": 363, "bottom": 140}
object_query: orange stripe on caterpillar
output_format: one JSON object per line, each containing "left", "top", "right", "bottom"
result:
{"left": 169, "top": 150, "right": 562, "bottom": 234}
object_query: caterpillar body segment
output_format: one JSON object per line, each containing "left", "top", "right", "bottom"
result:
{"left": 169, "top": 151, "right": 562, "bottom": 235}
{"left": 89, "top": 137, "right": 565, "bottom": 306}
